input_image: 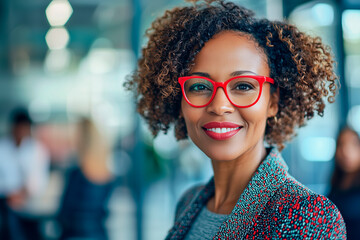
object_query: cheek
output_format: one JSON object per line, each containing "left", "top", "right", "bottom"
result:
{"left": 241, "top": 92, "right": 271, "bottom": 127}
{"left": 181, "top": 99, "right": 199, "bottom": 135}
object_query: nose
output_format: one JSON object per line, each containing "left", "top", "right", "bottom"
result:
{"left": 206, "top": 87, "right": 235, "bottom": 115}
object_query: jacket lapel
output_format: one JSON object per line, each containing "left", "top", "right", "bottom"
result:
{"left": 214, "top": 148, "right": 288, "bottom": 239}
{"left": 165, "top": 148, "right": 288, "bottom": 240}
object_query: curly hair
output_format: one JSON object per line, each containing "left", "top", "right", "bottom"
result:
{"left": 125, "top": 0, "right": 338, "bottom": 150}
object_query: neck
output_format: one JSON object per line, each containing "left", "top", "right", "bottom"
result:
{"left": 13, "top": 137, "right": 23, "bottom": 147}
{"left": 208, "top": 141, "right": 267, "bottom": 214}
{"left": 340, "top": 172, "right": 360, "bottom": 190}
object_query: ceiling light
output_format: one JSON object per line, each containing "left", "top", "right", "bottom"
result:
{"left": 46, "top": 0, "right": 73, "bottom": 27}
{"left": 45, "top": 27, "right": 70, "bottom": 50}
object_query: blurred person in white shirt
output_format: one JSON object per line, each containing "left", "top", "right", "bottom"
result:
{"left": 0, "top": 107, "right": 50, "bottom": 240}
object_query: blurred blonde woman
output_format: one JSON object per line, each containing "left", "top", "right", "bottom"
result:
{"left": 58, "top": 118, "right": 114, "bottom": 240}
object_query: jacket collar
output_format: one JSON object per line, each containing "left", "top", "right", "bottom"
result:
{"left": 166, "top": 148, "right": 288, "bottom": 239}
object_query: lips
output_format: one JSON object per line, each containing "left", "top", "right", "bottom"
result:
{"left": 202, "top": 122, "right": 242, "bottom": 140}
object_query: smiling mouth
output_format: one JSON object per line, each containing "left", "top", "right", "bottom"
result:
{"left": 202, "top": 122, "right": 242, "bottom": 140}
{"left": 205, "top": 127, "right": 241, "bottom": 133}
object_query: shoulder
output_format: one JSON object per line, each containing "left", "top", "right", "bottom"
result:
{"left": 174, "top": 184, "right": 204, "bottom": 221}
{"left": 267, "top": 176, "right": 346, "bottom": 239}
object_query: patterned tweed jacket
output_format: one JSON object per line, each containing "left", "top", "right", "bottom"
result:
{"left": 165, "top": 148, "right": 346, "bottom": 239}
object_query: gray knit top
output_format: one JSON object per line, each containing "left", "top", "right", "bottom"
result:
{"left": 185, "top": 206, "right": 228, "bottom": 240}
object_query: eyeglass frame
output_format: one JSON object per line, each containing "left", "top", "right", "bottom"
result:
{"left": 178, "top": 75, "right": 275, "bottom": 108}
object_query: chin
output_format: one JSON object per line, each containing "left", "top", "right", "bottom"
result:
{"left": 198, "top": 143, "right": 244, "bottom": 162}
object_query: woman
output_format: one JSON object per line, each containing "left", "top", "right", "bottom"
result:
{"left": 126, "top": 0, "right": 346, "bottom": 238}
{"left": 328, "top": 127, "right": 360, "bottom": 240}
{"left": 58, "top": 118, "right": 115, "bottom": 240}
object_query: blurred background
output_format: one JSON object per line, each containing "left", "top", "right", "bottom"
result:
{"left": 0, "top": 0, "right": 359, "bottom": 239}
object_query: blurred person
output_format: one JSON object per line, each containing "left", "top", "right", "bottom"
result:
{"left": 126, "top": 0, "right": 346, "bottom": 238}
{"left": 58, "top": 118, "right": 115, "bottom": 240}
{"left": 328, "top": 127, "right": 360, "bottom": 239}
{"left": 0, "top": 107, "right": 50, "bottom": 240}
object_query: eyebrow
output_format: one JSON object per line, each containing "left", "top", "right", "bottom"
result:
{"left": 190, "top": 70, "right": 257, "bottom": 78}
{"left": 190, "top": 72, "right": 211, "bottom": 78}
{"left": 230, "top": 70, "right": 257, "bottom": 77}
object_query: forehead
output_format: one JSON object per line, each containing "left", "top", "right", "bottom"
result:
{"left": 191, "top": 31, "right": 269, "bottom": 78}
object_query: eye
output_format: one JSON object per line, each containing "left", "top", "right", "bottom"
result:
{"left": 234, "top": 83, "right": 254, "bottom": 91}
{"left": 189, "top": 83, "right": 211, "bottom": 92}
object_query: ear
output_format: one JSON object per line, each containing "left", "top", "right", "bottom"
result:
{"left": 267, "top": 88, "right": 279, "bottom": 118}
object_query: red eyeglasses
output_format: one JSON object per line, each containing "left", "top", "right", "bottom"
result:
{"left": 178, "top": 75, "right": 274, "bottom": 108}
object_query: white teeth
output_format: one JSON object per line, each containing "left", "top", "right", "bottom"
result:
{"left": 207, "top": 127, "right": 240, "bottom": 133}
